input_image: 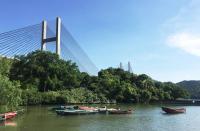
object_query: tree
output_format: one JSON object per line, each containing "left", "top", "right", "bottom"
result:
{"left": 9, "top": 50, "right": 81, "bottom": 92}
{"left": 139, "top": 90, "right": 152, "bottom": 103}
{"left": 171, "top": 87, "right": 189, "bottom": 100}
{"left": 136, "top": 74, "right": 154, "bottom": 89}
{"left": 0, "top": 50, "right": 189, "bottom": 105}
{"left": 0, "top": 57, "right": 13, "bottom": 76}
{"left": 122, "top": 82, "right": 138, "bottom": 102}
{"left": 0, "top": 75, "right": 22, "bottom": 112}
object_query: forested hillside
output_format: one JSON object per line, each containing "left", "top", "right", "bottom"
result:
{"left": 177, "top": 81, "right": 200, "bottom": 99}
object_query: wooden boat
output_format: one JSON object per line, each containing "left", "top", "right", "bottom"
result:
{"left": 97, "top": 106, "right": 118, "bottom": 113}
{"left": 108, "top": 109, "right": 132, "bottom": 114}
{"left": 107, "top": 108, "right": 118, "bottom": 111}
{"left": 97, "top": 106, "right": 108, "bottom": 113}
{"left": 51, "top": 105, "right": 79, "bottom": 111}
{"left": 79, "top": 106, "right": 98, "bottom": 111}
{"left": 5, "top": 112, "right": 17, "bottom": 119}
{"left": 56, "top": 109, "right": 98, "bottom": 115}
{"left": 0, "top": 115, "right": 5, "bottom": 121}
{"left": 0, "top": 112, "right": 17, "bottom": 121}
{"left": 53, "top": 105, "right": 98, "bottom": 111}
{"left": 162, "top": 107, "right": 186, "bottom": 114}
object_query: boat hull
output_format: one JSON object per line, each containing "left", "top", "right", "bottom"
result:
{"left": 79, "top": 106, "right": 97, "bottom": 111}
{"left": 162, "top": 107, "right": 186, "bottom": 114}
{"left": 98, "top": 110, "right": 108, "bottom": 114}
{"left": 56, "top": 110, "right": 98, "bottom": 115}
{"left": 108, "top": 110, "right": 132, "bottom": 114}
{"left": 52, "top": 105, "right": 79, "bottom": 111}
{"left": 0, "top": 112, "right": 17, "bottom": 121}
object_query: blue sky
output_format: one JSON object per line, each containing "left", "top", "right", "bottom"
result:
{"left": 0, "top": 0, "right": 200, "bottom": 82}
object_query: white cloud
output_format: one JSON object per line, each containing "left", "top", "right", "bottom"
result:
{"left": 165, "top": 0, "right": 200, "bottom": 56}
{"left": 168, "top": 32, "right": 200, "bottom": 56}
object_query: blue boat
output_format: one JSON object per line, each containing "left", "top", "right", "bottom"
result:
{"left": 51, "top": 105, "right": 79, "bottom": 111}
{"left": 56, "top": 109, "right": 98, "bottom": 115}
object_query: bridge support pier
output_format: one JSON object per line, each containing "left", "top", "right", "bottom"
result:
{"left": 41, "top": 17, "right": 61, "bottom": 57}
{"left": 41, "top": 21, "right": 47, "bottom": 51}
{"left": 56, "top": 17, "right": 61, "bottom": 56}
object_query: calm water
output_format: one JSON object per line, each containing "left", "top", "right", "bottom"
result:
{"left": 0, "top": 104, "right": 200, "bottom": 131}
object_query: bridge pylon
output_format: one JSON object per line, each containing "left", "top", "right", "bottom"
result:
{"left": 41, "top": 17, "right": 61, "bottom": 57}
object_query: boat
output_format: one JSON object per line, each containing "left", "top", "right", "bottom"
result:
{"left": 79, "top": 106, "right": 98, "bottom": 111}
{"left": 0, "top": 112, "right": 17, "bottom": 121}
{"left": 97, "top": 106, "right": 108, "bottom": 113}
{"left": 97, "top": 106, "right": 118, "bottom": 113}
{"left": 56, "top": 109, "right": 98, "bottom": 115}
{"left": 0, "top": 115, "right": 5, "bottom": 121}
{"left": 54, "top": 105, "right": 98, "bottom": 111}
{"left": 162, "top": 107, "right": 186, "bottom": 114}
{"left": 108, "top": 109, "right": 133, "bottom": 114}
{"left": 107, "top": 108, "right": 118, "bottom": 111}
{"left": 51, "top": 105, "right": 79, "bottom": 111}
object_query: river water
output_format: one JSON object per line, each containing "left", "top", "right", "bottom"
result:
{"left": 0, "top": 104, "right": 200, "bottom": 131}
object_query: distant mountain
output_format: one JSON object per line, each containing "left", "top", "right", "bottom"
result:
{"left": 177, "top": 80, "right": 200, "bottom": 99}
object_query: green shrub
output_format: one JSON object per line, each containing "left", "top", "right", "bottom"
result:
{"left": 21, "top": 89, "right": 42, "bottom": 105}
{"left": 0, "top": 75, "right": 22, "bottom": 111}
{"left": 41, "top": 91, "right": 60, "bottom": 104}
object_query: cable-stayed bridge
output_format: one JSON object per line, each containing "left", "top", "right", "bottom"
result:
{"left": 119, "top": 62, "right": 133, "bottom": 73}
{"left": 0, "top": 17, "right": 98, "bottom": 75}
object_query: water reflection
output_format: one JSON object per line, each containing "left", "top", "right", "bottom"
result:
{"left": 1, "top": 105, "right": 200, "bottom": 131}
{"left": 0, "top": 120, "right": 17, "bottom": 127}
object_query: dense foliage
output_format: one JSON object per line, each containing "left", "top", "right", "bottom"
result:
{"left": 177, "top": 80, "right": 200, "bottom": 99}
{"left": 21, "top": 88, "right": 98, "bottom": 105}
{"left": 0, "top": 75, "right": 22, "bottom": 112}
{"left": 10, "top": 51, "right": 81, "bottom": 91}
{"left": 81, "top": 68, "right": 189, "bottom": 103}
{"left": 0, "top": 51, "right": 189, "bottom": 111}
{"left": 0, "top": 57, "right": 13, "bottom": 77}
{"left": 0, "top": 57, "right": 22, "bottom": 112}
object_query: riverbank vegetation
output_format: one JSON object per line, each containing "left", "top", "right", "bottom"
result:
{"left": 0, "top": 51, "right": 189, "bottom": 112}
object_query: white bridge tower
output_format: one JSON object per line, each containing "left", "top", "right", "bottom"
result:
{"left": 41, "top": 17, "right": 61, "bottom": 57}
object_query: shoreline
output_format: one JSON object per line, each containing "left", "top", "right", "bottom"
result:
{"left": 21, "top": 99, "right": 200, "bottom": 106}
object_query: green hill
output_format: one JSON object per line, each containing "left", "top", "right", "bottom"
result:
{"left": 177, "top": 80, "right": 200, "bottom": 99}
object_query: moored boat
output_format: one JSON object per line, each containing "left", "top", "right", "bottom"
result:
{"left": 162, "top": 107, "right": 186, "bottom": 114}
{"left": 97, "top": 106, "right": 108, "bottom": 113}
{"left": 0, "top": 112, "right": 17, "bottom": 121}
{"left": 56, "top": 109, "right": 98, "bottom": 115}
{"left": 108, "top": 109, "right": 133, "bottom": 114}
{"left": 97, "top": 106, "right": 118, "bottom": 113}
{"left": 79, "top": 106, "right": 98, "bottom": 111}
{"left": 51, "top": 105, "right": 79, "bottom": 111}
{"left": 0, "top": 115, "right": 5, "bottom": 121}
{"left": 52, "top": 105, "right": 98, "bottom": 111}
{"left": 107, "top": 108, "right": 118, "bottom": 111}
